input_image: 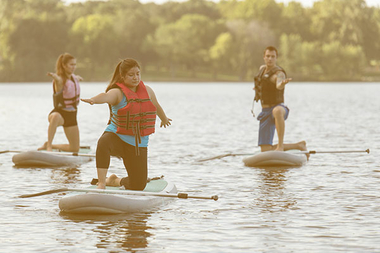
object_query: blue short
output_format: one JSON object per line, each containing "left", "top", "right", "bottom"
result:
{"left": 257, "top": 104, "right": 289, "bottom": 146}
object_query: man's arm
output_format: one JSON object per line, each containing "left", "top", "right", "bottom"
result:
{"left": 276, "top": 71, "right": 292, "bottom": 90}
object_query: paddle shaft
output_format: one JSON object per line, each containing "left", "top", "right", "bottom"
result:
{"left": 19, "top": 188, "right": 218, "bottom": 201}
{"left": 198, "top": 153, "right": 253, "bottom": 162}
{"left": 199, "top": 149, "right": 370, "bottom": 161}
{"left": 299, "top": 149, "right": 370, "bottom": 155}
{"left": 0, "top": 150, "right": 96, "bottom": 157}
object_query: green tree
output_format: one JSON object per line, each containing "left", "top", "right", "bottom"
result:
{"left": 280, "top": 34, "right": 323, "bottom": 80}
{"left": 153, "top": 14, "right": 222, "bottom": 77}
{"left": 3, "top": 0, "right": 68, "bottom": 81}
{"left": 233, "top": 0, "right": 282, "bottom": 34}
{"left": 0, "top": 0, "right": 68, "bottom": 81}
{"left": 70, "top": 14, "right": 118, "bottom": 79}
{"left": 209, "top": 32, "right": 234, "bottom": 79}
{"left": 310, "top": 0, "right": 372, "bottom": 45}
{"left": 112, "top": 5, "right": 156, "bottom": 62}
{"left": 225, "top": 19, "right": 276, "bottom": 81}
{"left": 154, "top": 0, "right": 221, "bottom": 24}
{"left": 8, "top": 18, "right": 69, "bottom": 81}
{"left": 279, "top": 34, "right": 303, "bottom": 75}
{"left": 320, "top": 41, "right": 366, "bottom": 80}
{"left": 309, "top": 0, "right": 379, "bottom": 65}
{"left": 280, "top": 1, "right": 312, "bottom": 41}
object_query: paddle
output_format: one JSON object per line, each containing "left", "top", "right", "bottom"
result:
{"left": 198, "top": 149, "right": 370, "bottom": 162}
{"left": 297, "top": 149, "right": 370, "bottom": 155}
{"left": 18, "top": 188, "right": 219, "bottom": 201}
{"left": 197, "top": 153, "right": 254, "bottom": 162}
{"left": 0, "top": 146, "right": 92, "bottom": 155}
{"left": 0, "top": 150, "right": 96, "bottom": 157}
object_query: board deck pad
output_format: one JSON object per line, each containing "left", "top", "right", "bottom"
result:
{"left": 88, "top": 179, "right": 169, "bottom": 193}
{"left": 39, "top": 146, "right": 91, "bottom": 154}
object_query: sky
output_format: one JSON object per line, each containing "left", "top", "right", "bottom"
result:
{"left": 63, "top": 0, "right": 380, "bottom": 7}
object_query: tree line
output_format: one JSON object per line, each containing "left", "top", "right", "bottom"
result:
{"left": 1, "top": 0, "right": 379, "bottom": 82}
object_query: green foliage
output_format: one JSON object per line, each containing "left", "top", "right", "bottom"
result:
{"left": 280, "top": 34, "right": 366, "bottom": 80}
{"left": 70, "top": 14, "right": 118, "bottom": 80}
{"left": 320, "top": 41, "right": 366, "bottom": 80}
{"left": 0, "top": 0, "right": 379, "bottom": 82}
{"left": 234, "top": 0, "right": 282, "bottom": 34}
{"left": 280, "top": 1, "right": 312, "bottom": 41}
{"left": 153, "top": 14, "right": 222, "bottom": 77}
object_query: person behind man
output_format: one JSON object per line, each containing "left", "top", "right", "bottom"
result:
{"left": 254, "top": 46, "right": 307, "bottom": 153}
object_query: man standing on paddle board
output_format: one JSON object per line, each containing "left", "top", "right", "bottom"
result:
{"left": 253, "top": 46, "right": 307, "bottom": 153}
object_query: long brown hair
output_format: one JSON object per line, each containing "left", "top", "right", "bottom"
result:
{"left": 55, "top": 53, "right": 75, "bottom": 88}
{"left": 106, "top": 58, "right": 141, "bottom": 92}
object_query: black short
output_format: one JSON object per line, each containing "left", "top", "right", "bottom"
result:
{"left": 96, "top": 132, "right": 148, "bottom": 190}
{"left": 49, "top": 108, "right": 78, "bottom": 127}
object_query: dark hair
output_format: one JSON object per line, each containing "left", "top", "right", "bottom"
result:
{"left": 55, "top": 53, "right": 75, "bottom": 87}
{"left": 106, "top": 58, "right": 141, "bottom": 92}
{"left": 263, "top": 46, "right": 278, "bottom": 57}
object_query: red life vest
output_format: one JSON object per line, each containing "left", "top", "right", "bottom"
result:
{"left": 111, "top": 81, "right": 157, "bottom": 142}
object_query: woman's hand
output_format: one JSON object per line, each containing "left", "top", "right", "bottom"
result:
{"left": 81, "top": 98, "right": 94, "bottom": 105}
{"left": 160, "top": 118, "right": 172, "bottom": 128}
{"left": 47, "top": 72, "right": 61, "bottom": 82}
{"left": 76, "top": 75, "right": 84, "bottom": 81}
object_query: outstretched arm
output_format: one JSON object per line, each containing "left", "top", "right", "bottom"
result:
{"left": 81, "top": 88, "right": 122, "bottom": 106}
{"left": 146, "top": 86, "right": 172, "bottom": 128}
{"left": 47, "top": 72, "right": 63, "bottom": 92}
{"left": 73, "top": 74, "right": 84, "bottom": 81}
{"left": 276, "top": 71, "right": 292, "bottom": 90}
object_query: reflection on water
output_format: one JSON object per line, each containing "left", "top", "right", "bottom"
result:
{"left": 255, "top": 167, "right": 296, "bottom": 212}
{"left": 60, "top": 213, "right": 152, "bottom": 252}
{"left": 50, "top": 167, "right": 82, "bottom": 185}
{"left": 13, "top": 166, "right": 83, "bottom": 185}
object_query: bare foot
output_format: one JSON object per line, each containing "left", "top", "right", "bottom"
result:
{"left": 37, "top": 142, "right": 47, "bottom": 151}
{"left": 105, "top": 174, "right": 120, "bottom": 187}
{"left": 298, "top": 140, "right": 310, "bottom": 160}
{"left": 274, "top": 144, "right": 284, "bottom": 152}
{"left": 97, "top": 182, "right": 106, "bottom": 189}
{"left": 38, "top": 142, "right": 53, "bottom": 151}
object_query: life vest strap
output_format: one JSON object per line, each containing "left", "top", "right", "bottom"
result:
{"left": 63, "top": 94, "right": 80, "bottom": 101}
{"left": 110, "top": 118, "right": 155, "bottom": 130}
{"left": 127, "top": 98, "right": 151, "bottom": 103}
{"left": 111, "top": 111, "right": 156, "bottom": 119}
{"left": 132, "top": 123, "right": 141, "bottom": 156}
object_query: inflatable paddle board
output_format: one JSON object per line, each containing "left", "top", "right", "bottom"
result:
{"left": 243, "top": 151, "right": 307, "bottom": 167}
{"left": 12, "top": 147, "right": 93, "bottom": 167}
{"left": 59, "top": 178, "right": 177, "bottom": 214}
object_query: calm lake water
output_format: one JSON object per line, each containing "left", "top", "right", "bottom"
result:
{"left": 0, "top": 82, "right": 379, "bottom": 252}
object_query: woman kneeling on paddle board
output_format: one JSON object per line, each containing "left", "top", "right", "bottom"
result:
{"left": 81, "top": 58, "right": 172, "bottom": 190}
{"left": 39, "top": 53, "right": 83, "bottom": 152}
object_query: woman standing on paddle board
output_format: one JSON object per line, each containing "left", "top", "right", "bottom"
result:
{"left": 39, "top": 53, "right": 82, "bottom": 152}
{"left": 81, "top": 58, "right": 171, "bottom": 190}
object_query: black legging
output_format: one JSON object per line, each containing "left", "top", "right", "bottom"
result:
{"left": 96, "top": 132, "right": 148, "bottom": 190}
